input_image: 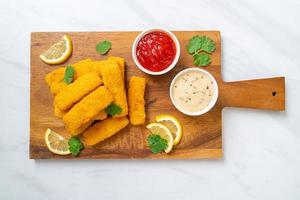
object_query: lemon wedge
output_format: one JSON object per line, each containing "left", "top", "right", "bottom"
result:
{"left": 155, "top": 114, "right": 182, "bottom": 145}
{"left": 146, "top": 123, "right": 174, "bottom": 153}
{"left": 44, "top": 128, "right": 70, "bottom": 155}
{"left": 40, "top": 35, "right": 72, "bottom": 64}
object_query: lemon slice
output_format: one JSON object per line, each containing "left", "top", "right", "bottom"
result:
{"left": 44, "top": 128, "right": 70, "bottom": 155}
{"left": 40, "top": 35, "right": 72, "bottom": 64}
{"left": 155, "top": 114, "right": 183, "bottom": 145}
{"left": 146, "top": 123, "right": 174, "bottom": 153}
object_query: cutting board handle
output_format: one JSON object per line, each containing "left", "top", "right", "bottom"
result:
{"left": 220, "top": 77, "right": 285, "bottom": 110}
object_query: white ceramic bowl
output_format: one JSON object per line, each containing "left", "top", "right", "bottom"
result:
{"left": 132, "top": 28, "right": 180, "bottom": 75}
{"left": 170, "top": 68, "right": 219, "bottom": 116}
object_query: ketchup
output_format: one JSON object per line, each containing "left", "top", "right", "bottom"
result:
{"left": 136, "top": 31, "right": 176, "bottom": 72}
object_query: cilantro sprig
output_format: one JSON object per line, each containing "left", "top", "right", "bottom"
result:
{"left": 96, "top": 40, "right": 112, "bottom": 55}
{"left": 64, "top": 65, "right": 74, "bottom": 84}
{"left": 105, "top": 103, "right": 122, "bottom": 116}
{"left": 186, "top": 35, "right": 216, "bottom": 66}
{"left": 193, "top": 52, "right": 211, "bottom": 66}
{"left": 187, "top": 36, "right": 203, "bottom": 54}
{"left": 147, "top": 134, "right": 168, "bottom": 154}
{"left": 68, "top": 136, "right": 84, "bottom": 156}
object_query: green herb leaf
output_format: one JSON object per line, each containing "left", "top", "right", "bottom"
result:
{"left": 186, "top": 35, "right": 216, "bottom": 54}
{"left": 68, "top": 136, "right": 84, "bottom": 156}
{"left": 193, "top": 52, "right": 211, "bottom": 66}
{"left": 64, "top": 65, "right": 74, "bottom": 84}
{"left": 147, "top": 134, "right": 168, "bottom": 154}
{"left": 96, "top": 40, "right": 112, "bottom": 55}
{"left": 105, "top": 103, "right": 122, "bottom": 116}
{"left": 186, "top": 36, "right": 202, "bottom": 54}
{"left": 200, "top": 36, "right": 216, "bottom": 53}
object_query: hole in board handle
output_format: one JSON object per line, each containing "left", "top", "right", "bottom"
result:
{"left": 272, "top": 91, "right": 277, "bottom": 96}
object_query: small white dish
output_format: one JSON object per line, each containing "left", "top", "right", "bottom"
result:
{"left": 170, "top": 68, "right": 219, "bottom": 116}
{"left": 132, "top": 28, "right": 180, "bottom": 75}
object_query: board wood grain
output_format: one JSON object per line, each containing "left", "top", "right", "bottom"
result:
{"left": 30, "top": 31, "right": 285, "bottom": 159}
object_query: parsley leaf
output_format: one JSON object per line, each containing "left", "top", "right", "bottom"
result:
{"left": 68, "top": 136, "right": 84, "bottom": 156}
{"left": 96, "top": 40, "right": 112, "bottom": 55}
{"left": 186, "top": 35, "right": 216, "bottom": 54}
{"left": 64, "top": 65, "right": 74, "bottom": 84}
{"left": 186, "top": 35, "right": 216, "bottom": 67}
{"left": 200, "top": 36, "right": 216, "bottom": 53}
{"left": 147, "top": 134, "right": 168, "bottom": 154}
{"left": 193, "top": 52, "right": 211, "bottom": 66}
{"left": 105, "top": 103, "right": 122, "bottom": 116}
{"left": 186, "top": 36, "right": 202, "bottom": 54}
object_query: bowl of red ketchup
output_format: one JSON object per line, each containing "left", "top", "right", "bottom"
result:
{"left": 132, "top": 28, "right": 180, "bottom": 75}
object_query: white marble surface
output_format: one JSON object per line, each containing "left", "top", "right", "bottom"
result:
{"left": 0, "top": 0, "right": 299, "bottom": 199}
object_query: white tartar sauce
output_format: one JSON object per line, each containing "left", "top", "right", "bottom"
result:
{"left": 171, "top": 71, "right": 215, "bottom": 113}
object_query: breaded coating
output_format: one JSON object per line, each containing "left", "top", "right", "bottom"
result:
{"left": 94, "top": 111, "right": 108, "bottom": 120}
{"left": 108, "top": 57, "right": 125, "bottom": 79}
{"left": 83, "top": 117, "right": 129, "bottom": 146}
{"left": 45, "top": 67, "right": 66, "bottom": 86}
{"left": 63, "top": 86, "right": 113, "bottom": 135}
{"left": 101, "top": 63, "right": 128, "bottom": 117}
{"left": 45, "top": 59, "right": 92, "bottom": 86}
{"left": 45, "top": 58, "right": 124, "bottom": 95}
{"left": 45, "top": 59, "right": 95, "bottom": 95}
{"left": 68, "top": 121, "right": 93, "bottom": 136}
{"left": 128, "top": 76, "right": 146, "bottom": 125}
{"left": 55, "top": 72, "right": 102, "bottom": 111}
{"left": 91, "top": 57, "right": 125, "bottom": 80}
{"left": 68, "top": 111, "right": 108, "bottom": 135}
{"left": 91, "top": 60, "right": 118, "bottom": 78}
{"left": 54, "top": 109, "right": 107, "bottom": 134}
{"left": 90, "top": 60, "right": 110, "bottom": 74}
{"left": 73, "top": 59, "right": 96, "bottom": 78}
{"left": 54, "top": 103, "right": 68, "bottom": 118}
{"left": 50, "top": 81, "right": 67, "bottom": 95}
{"left": 55, "top": 105, "right": 107, "bottom": 120}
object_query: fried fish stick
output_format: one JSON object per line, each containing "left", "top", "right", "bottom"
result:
{"left": 63, "top": 86, "right": 113, "bottom": 135}
{"left": 55, "top": 72, "right": 102, "bottom": 111}
{"left": 94, "top": 111, "right": 108, "bottom": 120}
{"left": 69, "top": 111, "right": 108, "bottom": 135}
{"left": 68, "top": 121, "right": 93, "bottom": 136}
{"left": 45, "top": 58, "right": 125, "bottom": 95}
{"left": 128, "top": 76, "right": 146, "bottom": 125}
{"left": 45, "top": 67, "right": 66, "bottom": 86}
{"left": 55, "top": 105, "right": 107, "bottom": 121}
{"left": 54, "top": 108, "right": 107, "bottom": 134}
{"left": 50, "top": 81, "right": 67, "bottom": 95}
{"left": 73, "top": 59, "right": 97, "bottom": 78}
{"left": 45, "top": 59, "right": 93, "bottom": 86}
{"left": 108, "top": 56, "right": 125, "bottom": 79}
{"left": 101, "top": 63, "right": 128, "bottom": 117}
{"left": 91, "top": 57, "right": 125, "bottom": 80}
{"left": 45, "top": 59, "right": 95, "bottom": 95}
{"left": 45, "top": 57, "right": 123, "bottom": 84}
{"left": 91, "top": 60, "right": 119, "bottom": 78}
{"left": 83, "top": 117, "right": 129, "bottom": 146}
{"left": 54, "top": 103, "right": 68, "bottom": 118}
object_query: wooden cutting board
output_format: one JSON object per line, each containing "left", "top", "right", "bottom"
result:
{"left": 30, "top": 31, "right": 285, "bottom": 159}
